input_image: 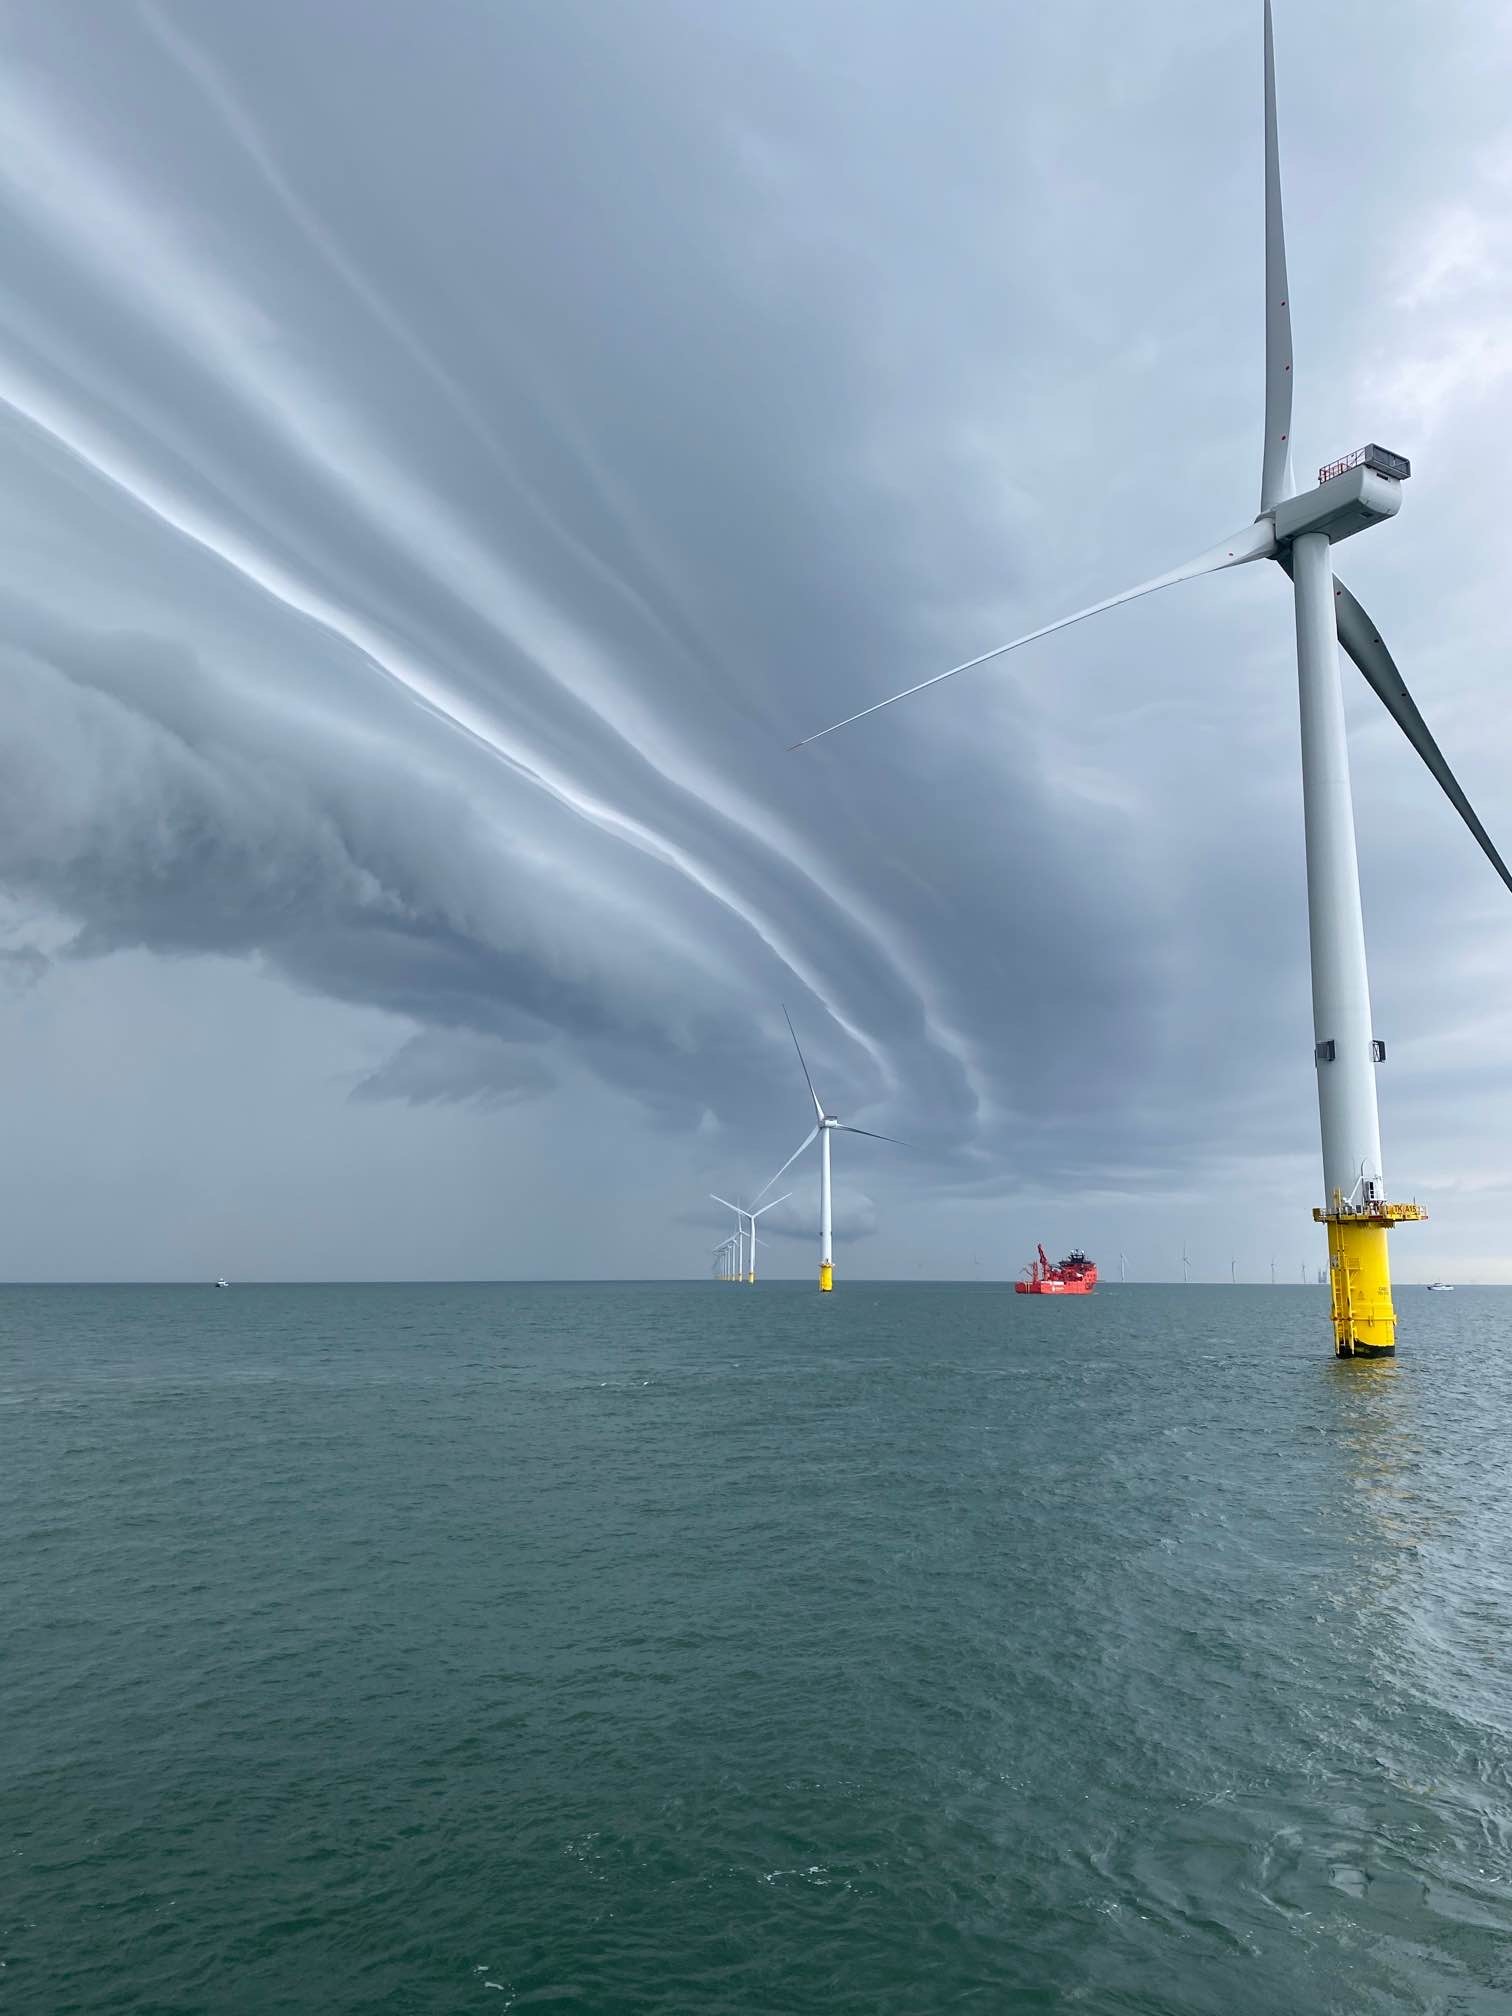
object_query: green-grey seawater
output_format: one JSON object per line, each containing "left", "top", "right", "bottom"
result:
{"left": 5, "top": 1282, "right": 1512, "bottom": 2013}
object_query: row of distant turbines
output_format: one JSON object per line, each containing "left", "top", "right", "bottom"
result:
{"left": 776, "top": 2, "right": 1508, "bottom": 1357}
{"left": 709, "top": 1192, "right": 788, "bottom": 1285}
{"left": 1163, "top": 1251, "right": 1326, "bottom": 1286}
{"left": 710, "top": 1010, "right": 905, "bottom": 1291}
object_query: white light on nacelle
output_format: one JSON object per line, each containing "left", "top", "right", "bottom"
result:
{"left": 1319, "top": 444, "right": 1411, "bottom": 485}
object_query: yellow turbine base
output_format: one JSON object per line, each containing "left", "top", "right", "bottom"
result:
{"left": 1327, "top": 1218, "right": 1396, "bottom": 1357}
{"left": 819, "top": 1262, "right": 834, "bottom": 1292}
{"left": 746, "top": 1271, "right": 755, "bottom": 1285}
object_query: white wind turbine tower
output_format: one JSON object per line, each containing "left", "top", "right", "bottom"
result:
{"left": 790, "top": 2, "right": 1511, "bottom": 1358}
{"left": 710, "top": 1192, "right": 792, "bottom": 1285}
{"left": 755, "top": 1008, "right": 907, "bottom": 1291}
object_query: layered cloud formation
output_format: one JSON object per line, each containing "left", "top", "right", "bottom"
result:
{"left": 0, "top": 0, "right": 1509, "bottom": 1279}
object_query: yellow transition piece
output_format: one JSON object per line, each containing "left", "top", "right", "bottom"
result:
{"left": 1315, "top": 1196, "right": 1427, "bottom": 1357}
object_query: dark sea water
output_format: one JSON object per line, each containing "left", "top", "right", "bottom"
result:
{"left": 4, "top": 1282, "right": 1512, "bottom": 2014}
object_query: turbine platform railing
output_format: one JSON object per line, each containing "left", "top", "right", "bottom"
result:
{"left": 1311, "top": 1198, "right": 1429, "bottom": 1229}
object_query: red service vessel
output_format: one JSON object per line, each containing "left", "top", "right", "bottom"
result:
{"left": 1015, "top": 1245, "right": 1098, "bottom": 1295}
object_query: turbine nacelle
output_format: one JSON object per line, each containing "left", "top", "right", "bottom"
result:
{"left": 1269, "top": 460, "right": 1406, "bottom": 551}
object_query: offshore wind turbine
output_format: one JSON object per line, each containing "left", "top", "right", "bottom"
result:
{"left": 755, "top": 1008, "right": 906, "bottom": 1291}
{"left": 790, "top": 3, "right": 1510, "bottom": 1357}
{"left": 710, "top": 1192, "right": 792, "bottom": 1284}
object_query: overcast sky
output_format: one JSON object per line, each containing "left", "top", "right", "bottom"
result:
{"left": 0, "top": 0, "right": 1509, "bottom": 1283}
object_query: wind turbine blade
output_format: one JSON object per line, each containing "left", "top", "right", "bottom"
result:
{"left": 789, "top": 522, "right": 1275, "bottom": 749}
{"left": 709, "top": 1193, "right": 741, "bottom": 1214}
{"left": 752, "top": 1125, "right": 820, "bottom": 1205}
{"left": 1332, "top": 576, "right": 1512, "bottom": 896}
{"left": 1260, "top": 0, "right": 1295, "bottom": 511}
{"left": 750, "top": 1192, "right": 793, "bottom": 1219}
{"left": 781, "top": 1004, "right": 825, "bottom": 1121}
{"left": 836, "top": 1125, "right": 910, "bottom": 1146}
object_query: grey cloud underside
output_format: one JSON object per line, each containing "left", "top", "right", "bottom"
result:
{"left": 352, "top": 1033, "right": 556, "bottom": 1111}
{"left": 0, "top": 0, "right": 1506, "bottom": 1232}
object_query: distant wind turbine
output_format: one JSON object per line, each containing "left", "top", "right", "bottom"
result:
{"left": 755, "top": 1008, "right": 906, "bottom": 1291}
{"left": 787, "top": 3, "right": 1510, "bottom": 1358}
{"left": 710, "top": 1192, "right": 791, "bottom": 1285}
{"left": 1182, "top": 1246, "right": 1191, "bottom": 1286}
{"left": 1119, "top": 1251, "right": 1128, "bottom": 1284}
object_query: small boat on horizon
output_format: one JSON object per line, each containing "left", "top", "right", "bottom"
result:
{"left": 214, "top": 1278, "right": 229, "bottom": 1289}
{"left": 1426, "top": 1281, "right": 1454, "bottom": 1292}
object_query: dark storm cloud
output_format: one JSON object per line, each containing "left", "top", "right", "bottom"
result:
{"left": 0, "top": 0, "right": 1509, "bottom": 1271}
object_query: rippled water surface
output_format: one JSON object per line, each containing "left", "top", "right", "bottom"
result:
{"left": 5, "top": 1281, "right": 1512, "bottom": 2013}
